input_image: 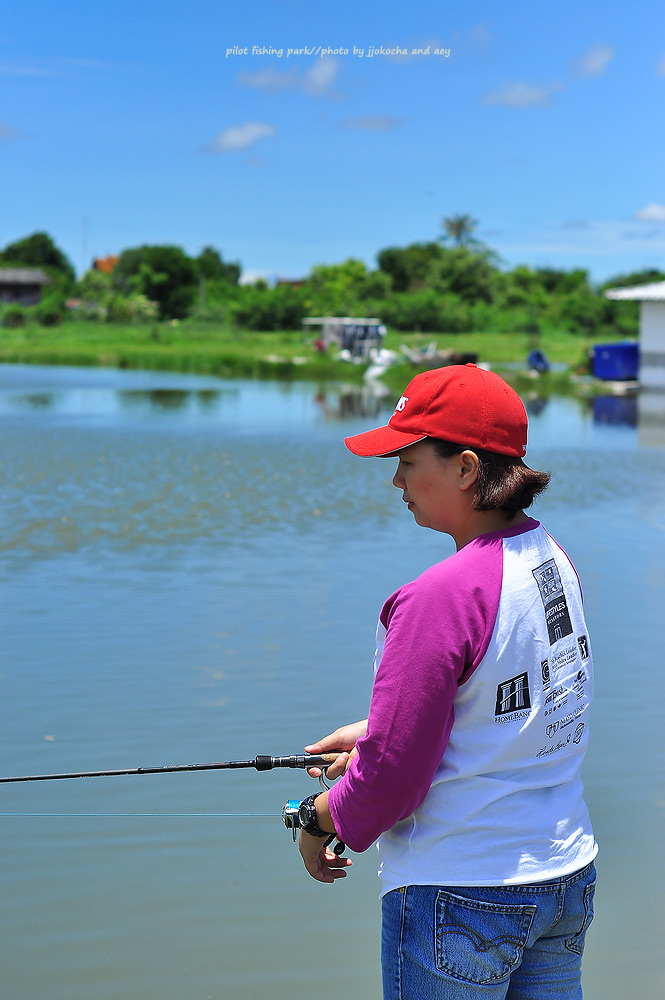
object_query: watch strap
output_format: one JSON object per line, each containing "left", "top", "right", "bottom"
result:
{"left": 299, "top": 793, "right": 334, "bottom": 838}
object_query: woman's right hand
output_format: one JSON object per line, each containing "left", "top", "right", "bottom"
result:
{"left": 304, "top": 719, "right": 368, "bottom": 780}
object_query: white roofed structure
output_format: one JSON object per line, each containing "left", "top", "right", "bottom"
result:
{"left": 302, "top": 316, "right": 385, "bottom": 359}
{"left": 604, "top": 280, "right": 665, "bottom": 388}
{"left": 604, "top": 281, "right": 665, "bottom": 301}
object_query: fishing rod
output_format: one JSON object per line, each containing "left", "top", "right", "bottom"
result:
{"left": 0, "top": 753, "right": 340, "bottom": 784}
{"left": 0, "top": 751, "right": 346, "bottom": 853}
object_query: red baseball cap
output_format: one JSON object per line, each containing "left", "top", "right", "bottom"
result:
{"left": 344, "top": 364, "right": 528, "bottom": 457}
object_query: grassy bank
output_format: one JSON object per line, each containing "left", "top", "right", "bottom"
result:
{"left": 0, "top": 319, "right": 622, "bottom": 384}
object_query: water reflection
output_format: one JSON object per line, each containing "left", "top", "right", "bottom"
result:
{"left": 313, "top": 382, "right": 392, "bottom": 421}
{"left": 12, "top": 392, "right": 58, "bottom": 409}
{"left": 521, "top": 387, "right": 651, "bottom": 437}
{"left": 638, "top": 390, "right": 665, "bottom": 448}
{"left": 523, "top": 394, "right": 549, "bottom": 417}
{"left": 118, "top": 388, "right": 235, "bottom": 413}
{"left": 592, "top": 394, "right": 638, "bottom": 427}
{"left": 1, "top": 387, "right": 240, "bottom": 419}
{"left": 1, "top": 366, "right": 665, "bottom": 447}
{"left": 2, "top": 377, "right": 392, "bottom": 424}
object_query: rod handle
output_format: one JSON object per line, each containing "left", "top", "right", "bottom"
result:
{"left": 253, "top": 753, "right": 340, "bottom": 771}
{"left": 299, "top": 753, "right": 340, "bottom": 769}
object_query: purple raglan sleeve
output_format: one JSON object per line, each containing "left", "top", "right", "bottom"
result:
{"left": 327, "top": 535, "right": 504, "bottom": 853}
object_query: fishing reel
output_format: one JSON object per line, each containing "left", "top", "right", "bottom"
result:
{"left": 282, "top": 757, "right": 346, "bottom": 855}
{"left": 281, "top": 757, "right": 332, "bottom": 841}
{"left": 281, "top": 799, "right": 346, "bottom": 855}
{"left": 281, "top": 757, "right": 333, "bottom": 842}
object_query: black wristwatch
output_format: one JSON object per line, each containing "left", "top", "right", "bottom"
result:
{"left": 298, "top": 793, "right": 334, "bottom": 838}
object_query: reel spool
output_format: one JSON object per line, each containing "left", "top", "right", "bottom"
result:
{"left": 282, "top": 799, "right": 302, "bottom": 841}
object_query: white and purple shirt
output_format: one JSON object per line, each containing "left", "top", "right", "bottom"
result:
{"left": 328, "top": 518, "right": 597, "bottom": 894}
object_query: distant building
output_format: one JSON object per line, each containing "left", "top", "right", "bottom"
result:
{"left": 276, "top": 278, "right": 305, "bottom": 289}
{"left": 604, "top": 280, "right": 665, "bottom": 388}
{"left": 0, "top": 268, "right": 51, "bottom": 306}
{"left": 93, "top": 256, "right": 119, "bottom": 274}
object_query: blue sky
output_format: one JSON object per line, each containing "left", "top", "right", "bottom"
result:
{"left": 2, "top": 0, "right": 664, "bottom": 283}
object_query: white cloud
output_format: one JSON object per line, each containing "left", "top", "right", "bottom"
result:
{"left": 481, "top": 81, "right": 562, "bottom": 108}
{"left": 0, "top": 62, "right": 60, "bottom": 77}
{"left": 236, "top": 56, "right": 341, "bottom": 98}
{"left": 0, "top": 121, "right": 17, "bottom": 141}
{"left": 340, "top": 114, "right": 405, "bottom": 131}
{"left": 635, "top": 202, "right": 665, "bottom": 222}
{"left": 203, "top": 122, "right": 276, "bottom": 153}
{"left": 561, "top": 219, "right": 592, "bottom": 231}
{"left": 622, "top": 229, "right": 661, "bottom": 241}
{"left": 499, "top": 218, "right": 665, "bottom": 261}
{"left": 469, "top": 24, "right": 493, "bottom": 49}
{"left": 0, "top": 57, "right": 117, "bottom": 78}
{"left": 302, "top": 57, "right": 340, "bottom": 96}
{"left": 572, "top": 43, "right": 615, "bottom": 77}
{"left": 237, "top": 67, "right": 298, "bottom": 93}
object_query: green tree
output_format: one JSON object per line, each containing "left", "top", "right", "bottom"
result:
{"left": 429, "top": 247, "right": 498, "bottom": 303}
{"left": 379, "top": 290, "right": 471, "bottom": 332}
{"left": 231, "top": 283, "right": 306, "bottom": 330}
{"left": 304, "top": 259, "right": 387, "bottom": 315}
{"left": 76, "top": 268, "right": 113, "bottom": 301}
{"left": 196, "top": 246, "right": 240, "bottom": 285}
{"left": 440, "top": 213, "right": 479, "bottom": 248}
{"left": 1, "top": 231, "right": 76, "bottom": 283}
{"left": 377, "top": 242, "right": 444, "bottom": 292}
{"left": 496, "top": 266, "right": 550, "bottom": 309}
{"left": 556, "top": 286, "right": 602, "bottom": 334}
{"left": 113, "top": 245, "right": 198, "bottom": 319}
{"left": 36, "top": 293, "right": 67, "bottom": 325}
{"left": 533, "top": 267, "right": 589, "bottom": 296}
{"left": 73, "top": 268, "right": 159, "bottom": 323}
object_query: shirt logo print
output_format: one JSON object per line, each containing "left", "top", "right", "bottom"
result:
{"left": 495, "top": 672, "right": 531, "bottom": 716}
{"left": 532, "top": 558, "right": 573, "bottom": 645}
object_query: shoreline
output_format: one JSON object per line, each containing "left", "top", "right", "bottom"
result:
{"left": 0, "top": 321, "right": 635, "bottom": 396}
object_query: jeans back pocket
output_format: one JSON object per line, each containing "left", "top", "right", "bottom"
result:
{"left": 435, "top": 889, "right": 536, "bottom": 985}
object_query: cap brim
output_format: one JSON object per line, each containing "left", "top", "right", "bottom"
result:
{"left": 344, "top": 426, "right": 427, "bottom": 457}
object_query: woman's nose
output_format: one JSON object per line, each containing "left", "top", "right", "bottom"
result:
{"left": 392, "top": 466, "right": 404, "bottom": 488}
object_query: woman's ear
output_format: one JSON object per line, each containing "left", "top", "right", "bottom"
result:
{"left": 457, "top": 449, "right": 480, "bottom": 491}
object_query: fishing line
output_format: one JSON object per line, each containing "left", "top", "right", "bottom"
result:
{"left": 0, "top": 752, "right": 343, "bottom": 848}
{"left": 0, "top": 811, "right": 278, "bottom": 817}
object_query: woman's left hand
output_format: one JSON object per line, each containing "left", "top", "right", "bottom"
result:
{"left": 298, "top": 831, "right": 352, "bottom": 883}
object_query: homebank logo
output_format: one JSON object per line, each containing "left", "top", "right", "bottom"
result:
{"left": 495, "top": 672, "right": 531, "bottom": 716}
{"left": 394, "top": 395, "right": 409, "bottom": 413}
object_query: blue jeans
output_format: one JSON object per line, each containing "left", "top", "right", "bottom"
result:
{"left": 381, "top": 862, "right": 596, "bottom": 1000}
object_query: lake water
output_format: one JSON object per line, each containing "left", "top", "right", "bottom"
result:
{"left": 0, "top": 363, "right": 663, "bottom": 1000}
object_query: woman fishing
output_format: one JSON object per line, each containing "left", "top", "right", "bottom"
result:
{"left": 297, "top": 364, "right": 597, "bottom": 1000}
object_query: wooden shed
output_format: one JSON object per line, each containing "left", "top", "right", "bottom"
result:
{"left": 0, "top": 268, "right": 51, "bottom": 306}
{"left": 604, "top": 280, "right": 665, "bottom": 389}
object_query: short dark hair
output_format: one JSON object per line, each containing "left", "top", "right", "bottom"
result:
{"left": 428, "top": 438, "right": 550, "bottom": 519}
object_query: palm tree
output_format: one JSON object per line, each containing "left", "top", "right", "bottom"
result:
{"left": 441, "top": 213, "right": 479, "bottom": 247}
